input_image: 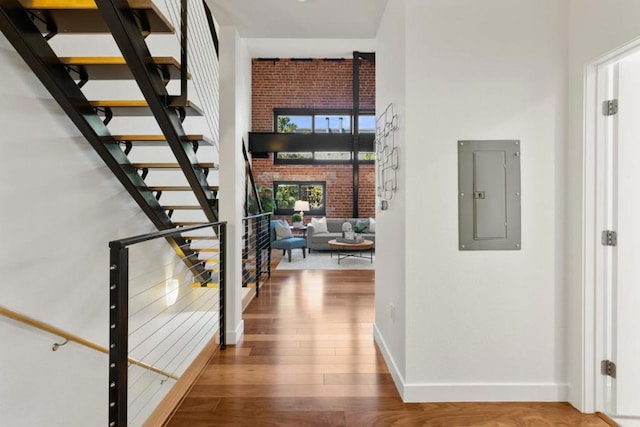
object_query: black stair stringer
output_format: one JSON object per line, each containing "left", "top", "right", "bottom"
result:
{"left": 95, "top": 0, "right": 219, "bottom": 223}
{"left": 0, "top": 1, "right": 211, "bottom": 283}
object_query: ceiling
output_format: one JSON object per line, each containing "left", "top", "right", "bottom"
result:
{"left": 207, "top": 0, "right": 389, "bottom": 40}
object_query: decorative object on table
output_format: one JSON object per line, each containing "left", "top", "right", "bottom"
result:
{"left": 353, "top": 219, "right": 369, "bottom": 238}
{"left": 291, "top": 212, "right": 303, "bottom": 227}
{"left": 338, "top": 221, "right": 363, "bottom": 243}
{"left": 293, "top": 200, "right": 310, "bottom": 223}
{"left": 341, "top": 221, "right": 352, "bottom": 238}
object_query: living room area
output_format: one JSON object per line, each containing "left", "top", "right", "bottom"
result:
{"left": 247, "top": 55, "right": 378, "bottom": 271}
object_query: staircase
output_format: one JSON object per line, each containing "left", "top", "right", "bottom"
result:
{"left": 0, "top": 0, "right": 221, "bottom": 283}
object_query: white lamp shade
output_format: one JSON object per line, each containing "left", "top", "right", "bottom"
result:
{"left": 294, "top": 200, "right": 310, "bottom": 212}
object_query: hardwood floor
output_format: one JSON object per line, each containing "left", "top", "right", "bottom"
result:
{"left": 167, "top": 264, "right": 611, "bottom": 426}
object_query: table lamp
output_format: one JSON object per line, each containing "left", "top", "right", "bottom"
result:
{"left": 294, "top": 200, "right": 310, "bottom": 222}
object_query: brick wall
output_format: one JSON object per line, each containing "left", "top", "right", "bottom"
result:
{"left": 251, "top": 58, "right": 376, "bottom": 219}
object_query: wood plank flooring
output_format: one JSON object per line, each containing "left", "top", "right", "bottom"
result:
{"left": 167, "top": 262, "right": 611, "bottom": 426}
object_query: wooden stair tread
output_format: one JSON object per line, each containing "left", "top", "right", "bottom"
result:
{"left": 111, "top": 134, "right": 213, "bottom": 145}
{"left": 193, "top": 248, "right": 220, "bottom": 253}
{"left": 59, "top": 57, "right": 187, "bottom": 80}
{"left": 131, "top": 162, "right": 215, "bottom": 169}
{"left": 182, "top": 236, "right": 218, "bottom": 240}
{"left": 161, "top": 205, "right": 202, "bottom": 210}
{"left": 147, "top": 186, "right": 219, "bottom": 191}
{"left": 192, "top": 282, "right": 219, "bottom": 289}
{"left": 89, "top": 100, "right": 204, "bottom": 117}
{"left": 20, "top": 0, "right": 174, "bottom": 34}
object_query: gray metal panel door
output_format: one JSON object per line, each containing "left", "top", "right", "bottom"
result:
{"left": 458, "top": 140, "right": 521, "bottom": 250}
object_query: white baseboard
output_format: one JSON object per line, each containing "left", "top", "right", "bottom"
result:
{"left": 225, "top": 319, "right": 244, "bottom": 345}
{"left": 402, "top": 382, "right": 568, "bottom": 403}
{"left": 373, "top": 323, "right": 406, "bottom": 396}
{"left": 373, "top": 323, "right": 568, "bottom": 403}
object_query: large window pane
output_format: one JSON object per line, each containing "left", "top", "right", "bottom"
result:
{"left": 276, "top": 152, "right": 313, "bottom": 160}
{"left": 300, "top": 185, "right": 324, "bottom": 209}
{"left": 359, "top": 115, "right": 376, "bottom": 133}
{"left": 358, "top": 152, "right": 376, "bottom": 161}
{"left": 315, "top": 152, "right": 351, "bottom": 161}
{"left": 274, "top": 181, "right": 326, "bottom": 215}
{"left": 314, "top": 115, "right": 351, "bottom": 134}
{"left": 277, "top": 115, "right": 312, "bottom": 133}
{"left": 275, "top": 184, "right": 299, "bottom": 209}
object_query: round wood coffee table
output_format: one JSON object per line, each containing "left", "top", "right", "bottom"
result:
{"left": 327, "top": 239, "right": 374, "bottom": 264}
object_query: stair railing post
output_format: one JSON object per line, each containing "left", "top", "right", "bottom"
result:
{"left": 255, "top": 217, "right": 261, "bottom": 297}
{"left": 108, "top": 242, "right": 129, "bottom": 427}
{"left": 218, "top": 223, "right": 226, "bottom": 349}
{"left": 267, "top": 213, "right": 272, "bottom": 278}
{"left": 179, "top": 0, "right": 188, "bottom": 105}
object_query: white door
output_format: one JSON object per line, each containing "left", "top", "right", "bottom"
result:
{"left": 603, "top": 61, "right": 640, "bottom": 424}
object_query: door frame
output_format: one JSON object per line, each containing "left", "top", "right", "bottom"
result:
{"left": 583, "top": 37, "right": 640, "bottom": 416}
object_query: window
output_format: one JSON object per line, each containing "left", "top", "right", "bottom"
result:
{"left": 274, "top": 109, "right": 376, "bottom": 164}
{"left": 274, "top": 181, "right": 326, "bottom": 215}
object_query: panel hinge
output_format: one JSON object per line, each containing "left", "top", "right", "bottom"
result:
{"left": 601, "top": 230, "right": 617, "bottom": 246}
{"left": 602, "top": 99, "right": 618, "bottom": 116}
{"left": 601, "top": 360, "right": 617, "bottom": 378}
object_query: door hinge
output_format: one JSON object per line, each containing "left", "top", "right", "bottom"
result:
{"left": 601, "top": 230, "right": 617, "bottom": 246}
{"left": 601, "top": 360, "right": 617, "bottom": 378}
{"left": 603, "top": 99, "right": 618, "bottom": 116}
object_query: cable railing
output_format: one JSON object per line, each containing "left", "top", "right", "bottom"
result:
{"left": 161, "top": 0, "right": 220, "bottom": 150}
{"left": 108, "top": 221, "right": 226, "bottom": 427}
{"left": 242, "top": 213, "right": 272, "bottom": 297}
{"left": 243, "top": 139, "right": 263, "bottom": 215}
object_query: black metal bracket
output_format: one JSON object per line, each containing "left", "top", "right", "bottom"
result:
{"left": 137, "top": 167, "right": 148, "bottom": 180}
{"left": 25, "top": 9, "right": 57, "bottom": 40}
{"left": 120, "top": 141, "right": 133, "bottom": 156}
{"left": 64, "top": 64, "right": 89, "bottom": 88}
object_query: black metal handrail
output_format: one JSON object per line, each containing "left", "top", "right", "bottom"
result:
{"left": 109, "top": 221, "right": 226, "bottom": 426}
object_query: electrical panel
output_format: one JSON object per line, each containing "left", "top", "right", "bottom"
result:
{"left": 458, "top": 140, "right": 521, "bottom": 250}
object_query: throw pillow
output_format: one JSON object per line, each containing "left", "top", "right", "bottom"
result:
{"left": 274, "top": 220, "right": 293, "bottom": 240}
{"left": 310, "top": 216, "right": 328, "bottom": 233}
{"left": 355, "top": 218, "right": 370, "bottom": 232}
{"left": 368, "top": 217, "right": 376, "bottom": 233}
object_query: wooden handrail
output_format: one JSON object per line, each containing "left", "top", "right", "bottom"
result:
{"left": 0, "top": 306, "right": 178, "bottom": 380}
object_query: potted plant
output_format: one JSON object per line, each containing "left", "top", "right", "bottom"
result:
{"left": 291, "top": 213, "right": 303, "bottom": 227}
{"left": 353, "top": 223, "right": 368, "bottom": 238}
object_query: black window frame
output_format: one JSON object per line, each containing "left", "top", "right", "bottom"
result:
{"left": 273, "top": 108, "right": 375, "bottom": 165}
{"left": 273, "top": 180, "right": 327, "bottom": 216}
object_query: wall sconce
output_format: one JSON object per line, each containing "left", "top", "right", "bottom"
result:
{"left": 165, "top": 279, "right": 179, "bottom": 306}
{"left": 294, "top": 200, "right": 310, "bottom": 222}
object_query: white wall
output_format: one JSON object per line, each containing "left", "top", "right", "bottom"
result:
{"left": 566, "top": 0, "right": 640, "bottom": 412}
{"left": 374, "top": 0, "right": 569, "bottom": 402}
{"left": 373, "top": 0, "right": 408, "bottom": 390}
{"left": 0, "top": 33, "right": 182, "bottom": 426}
{"left": 218, "top": 26, "right": 253, "bottom": 343}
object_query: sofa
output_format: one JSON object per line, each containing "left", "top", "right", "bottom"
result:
{"left": 306, "top": 218, "right": 375, "bottom": 251}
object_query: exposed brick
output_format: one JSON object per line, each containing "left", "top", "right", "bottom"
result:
{"left": 251, "top": 59, "right": 376, "bottom": 218}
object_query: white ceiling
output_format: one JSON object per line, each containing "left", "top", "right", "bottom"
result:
{"left": 207, "top": 0, "right": 389, "bottom": 40}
